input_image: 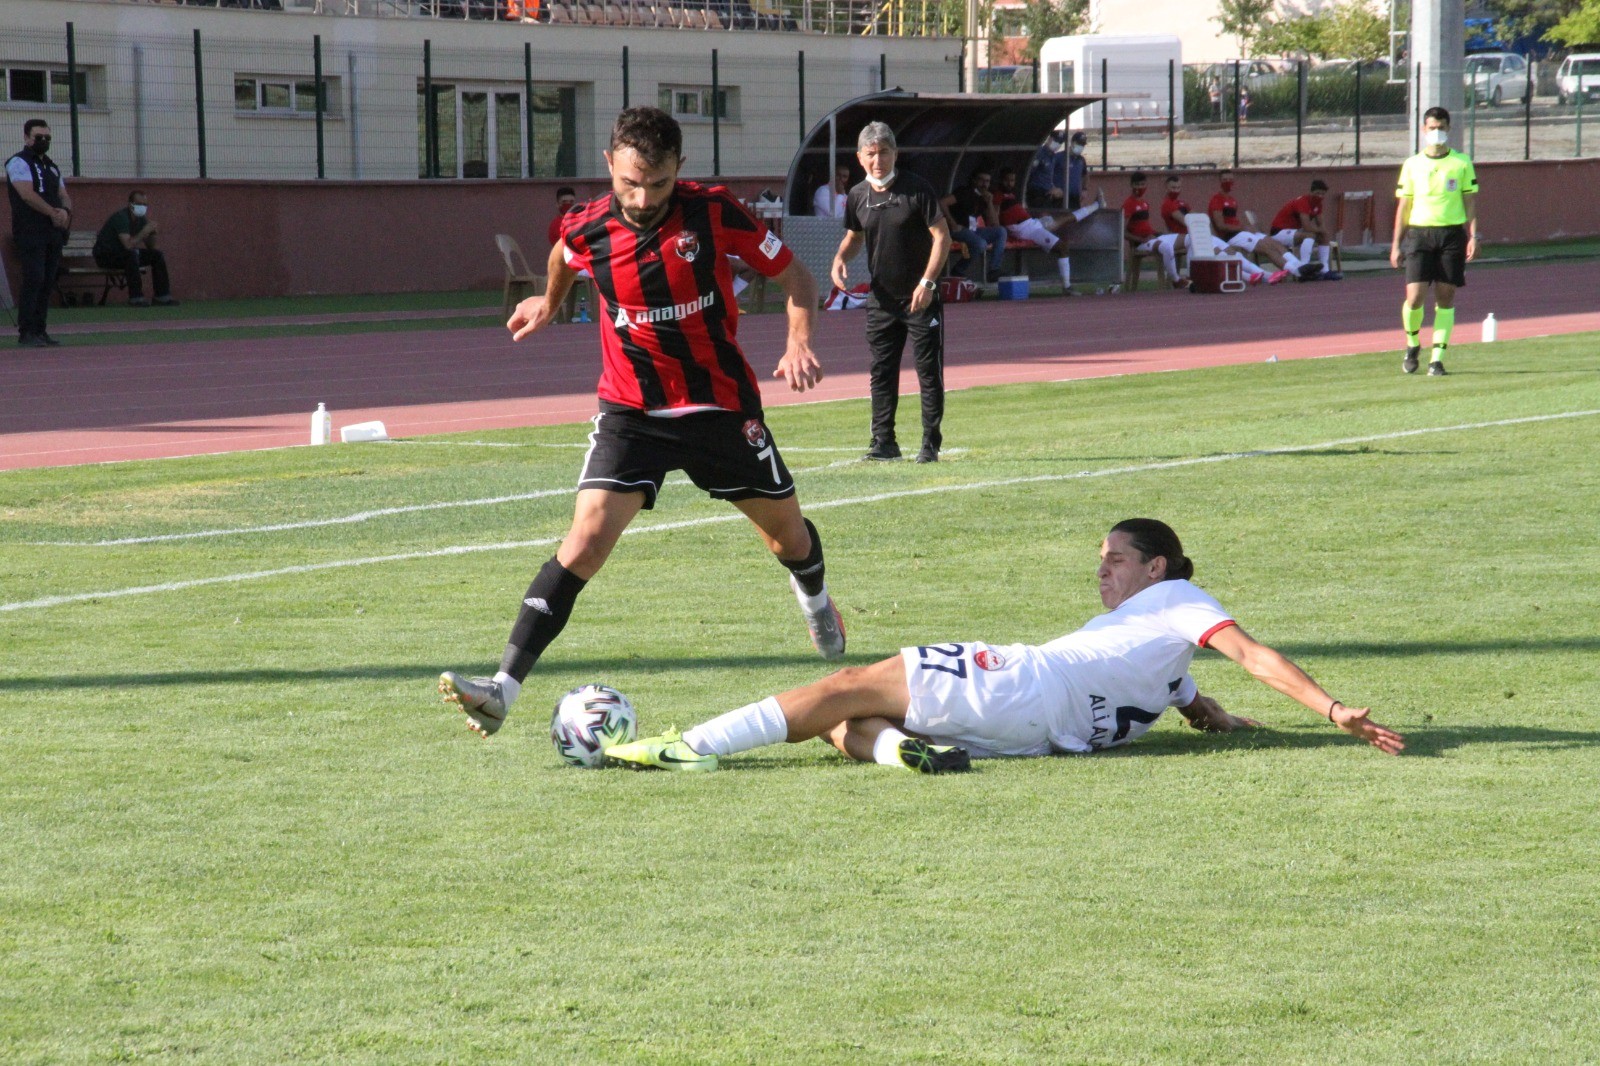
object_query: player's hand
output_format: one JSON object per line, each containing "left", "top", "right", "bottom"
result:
{"left": 1329, "top": 704, "right": 1405, "bottom": 755}
{"left": 1389, "top": 245, "right": 1402, "bottom": 269}
{"left": 1182, "top": 695, "right": 1260, "bottom": 733}
{"left": 775, "top": 343, "right": 824, "bottom": 392}
{"left": 508, "top": 294, "right": 555, "bottom": 341}
{"left": 1465, "top": 235, "right": 1477, "bottom": 262}
{"left": 909, "top": 284, "right": 934, "bottom": 314}
{"left": 829, "top": 259, "right": 850, "bottom": 292}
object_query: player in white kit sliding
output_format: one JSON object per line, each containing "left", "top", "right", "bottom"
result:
{"left": 604, "top": 519, "right": 1405, "bottom": 772}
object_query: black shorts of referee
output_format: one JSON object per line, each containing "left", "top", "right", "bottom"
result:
{"left": 1403, "top": 224, "right": 1468, "bottom": 287}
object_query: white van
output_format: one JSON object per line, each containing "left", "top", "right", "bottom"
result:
{"left": 1556, "top": 53, "right": 1600, "bottom": 106}
{"left": 1039, "top": 34, "right": 1185, "bottom": 131}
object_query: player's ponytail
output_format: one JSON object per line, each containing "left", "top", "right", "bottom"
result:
{"left": 1109, "top": 518, "right": 1193, "bottom": 582}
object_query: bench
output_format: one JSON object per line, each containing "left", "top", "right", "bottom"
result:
{"left": 55, "top": 230, "right": 149, "bottom": 307}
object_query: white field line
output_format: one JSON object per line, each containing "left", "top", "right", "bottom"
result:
{"left": 4, "top": 409, "right": 1595, "bottom": 614}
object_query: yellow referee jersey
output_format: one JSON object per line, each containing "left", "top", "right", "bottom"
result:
{"left": 1396, "top": 150, "right": 1478, "bottom": 227}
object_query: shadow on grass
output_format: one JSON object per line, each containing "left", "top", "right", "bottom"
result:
{"left": 1127, "top": 723, "right": 1600, "bottom": 759}
{"left": 1266, "top": 636, "right": 1600, "bottom": 659}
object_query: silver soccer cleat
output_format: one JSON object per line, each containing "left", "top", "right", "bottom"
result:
{"left": 438, "top": 671, "right": 509, "bottom": 737}
{"left": 791, "top": 574, "right": 847, "bottom": 661}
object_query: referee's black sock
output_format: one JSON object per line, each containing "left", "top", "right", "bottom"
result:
{"left": 499, "top": 556, "right": 588, "bottom": 683}
{"left": 780, "top": 518, "right": 828, "bottom": 597}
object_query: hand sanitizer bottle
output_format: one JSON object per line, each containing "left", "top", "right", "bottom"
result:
{"left": 1482, "top": 312, "right": 1497, "bottom": 343}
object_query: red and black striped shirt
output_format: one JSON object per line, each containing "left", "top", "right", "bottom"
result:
{"left": 560, "top": 181, "right": 794, "bottom": 416}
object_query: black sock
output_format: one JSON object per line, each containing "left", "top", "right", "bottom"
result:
{"left": 780, "top": 518, "right": 827, "bottom": 597}
{"left": 499, "top": 556, "right": 588, "bottom": 682}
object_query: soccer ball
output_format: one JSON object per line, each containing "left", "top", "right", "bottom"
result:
{"left": 549, "top": 684, "right": 637, "bottom": 768}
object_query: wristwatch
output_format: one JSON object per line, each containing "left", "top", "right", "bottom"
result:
{"left": 917, "top": 278, "right": 937, "bottom": 292}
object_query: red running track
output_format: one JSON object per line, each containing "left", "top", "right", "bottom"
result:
{"left": 2, "top": 260, "right": 1596, "bottom": 471}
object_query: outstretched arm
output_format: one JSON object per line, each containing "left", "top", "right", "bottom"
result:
{"left": 1206, "top": 625, "right": 1405, "bottom": 754}
{"left": 771, "top": 258, "right": 822, "bottom": 392}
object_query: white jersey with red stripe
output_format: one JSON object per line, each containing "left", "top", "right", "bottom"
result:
{"left": 1034, "top": 579, "right": 1236, "bottom": 752}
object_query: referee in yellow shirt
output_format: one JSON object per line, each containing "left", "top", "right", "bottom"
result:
{"left": 1391, "top": 106, "right": 1479, "bottom": 376}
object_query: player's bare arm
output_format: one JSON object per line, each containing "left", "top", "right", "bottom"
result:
{"left": 910, "top": 219, "right": 951, "bottom": 313}
{"left": 1390, "top": 196, "right": 1412, "bottom": 269}
{"left": 830, "top": 231, "right": 864, "bottom": 290}
{"left": 1463, "top": 192, "right": 1478, "bottom": 261}
{"left": 772, "top": 259, "right": 823, "bottom": 392}
{"left": 509, "top": 242, "right": 579, "bottom": 340}
{"left": 1207, "top": 625, "right": 1405, "bottom": 754}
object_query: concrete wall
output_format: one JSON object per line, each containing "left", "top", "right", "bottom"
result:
{"left": 3, "top": 157, "right": 1592, "bottom": 302}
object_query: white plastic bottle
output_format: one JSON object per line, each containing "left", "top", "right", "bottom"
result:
{"left": 1482, "top": 312, "right": 1497, "bottom": 343}
{"left": 311, "top": 402, "right": 332, "bottom": 445}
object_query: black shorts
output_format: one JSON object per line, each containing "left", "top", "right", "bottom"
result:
{"left": 576, "top": 405, "right": 795, "bottom": 510}
{"left": 1403, "top": 225, "right": 1468, "bottom": 287}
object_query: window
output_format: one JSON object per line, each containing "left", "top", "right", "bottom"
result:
{"left": 0, "top": 66, "right": 90, "bottom": 107}
{"left": 658, "top": 85, "right": 737, "bottom": 123}
{"left": 234, "top": 76, "right": 340, "bottom": 116}
{"left": 416, "top": 82, "right": 575, "bottom": 179}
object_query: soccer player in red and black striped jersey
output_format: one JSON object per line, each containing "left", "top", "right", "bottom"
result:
{"left": 440, "top": 107, "right": 843, "bottom": 738}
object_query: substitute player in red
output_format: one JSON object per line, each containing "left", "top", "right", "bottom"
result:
{"left": 440, "top": 107, "right": 842, "bottom": 737}
{"left": 1157, "top": 174, "right": 1277, "bottom": 286}
{"left": 1206, "top": 169, "right": 1308, "bottom": 280}
{"left": 1122, "top": 172, "right": 1184, "bottom": 288}
{"left": 606, "top": 518, "right": 1403, "bottom": 772}
{"left": 1270, "top": 179, "right": 1339, "bottom": 280}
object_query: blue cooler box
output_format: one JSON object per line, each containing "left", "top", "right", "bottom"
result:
{"left": 997, "top": 275, "right": 1030, "bottom": 300}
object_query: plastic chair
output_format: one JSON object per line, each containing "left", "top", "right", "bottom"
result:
{"left": 495, "top": 234, "right": 547, "bottom": 318}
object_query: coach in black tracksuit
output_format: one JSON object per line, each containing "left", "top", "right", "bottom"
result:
{"left": 831, "top": 121, "right": 952, "bottom": 464}
{"left": 5, "top": 119, "right": 72, "bottom": 347}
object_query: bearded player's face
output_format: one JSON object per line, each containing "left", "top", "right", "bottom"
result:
{"left": 606, "top": 146, "right": 680, "bottom": 228}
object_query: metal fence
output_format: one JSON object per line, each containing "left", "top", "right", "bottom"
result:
{"left": 982, "top": 58, "right": 1598, "bottom": 170}
{"left": 0, "top": 23, "right": 909, "bottom": 179}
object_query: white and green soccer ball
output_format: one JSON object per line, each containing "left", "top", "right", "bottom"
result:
{"left": 550, "top": 684, "right": 637, "bottom": 768}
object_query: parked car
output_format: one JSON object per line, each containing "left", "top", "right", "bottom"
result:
{"left": 1556, "top": 53, "right": 1600, "bottom": 106}
{"left": 1463, "top": 52, "right": 1529, "bottom": 107}
{"left": 1200, "top": 60, "right": 1289, "bottom": 92}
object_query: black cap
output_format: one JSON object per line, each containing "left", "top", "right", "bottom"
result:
{"left": 1070, "top": 131, "right": 1088, "bottom": 145}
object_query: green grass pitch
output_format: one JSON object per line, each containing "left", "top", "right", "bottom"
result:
{"left": 2, "top": 335, "right": 1598, "bottom": 1063}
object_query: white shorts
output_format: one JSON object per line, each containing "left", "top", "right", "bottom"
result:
{"left": 1225, "top": 230, "right": 1263, "bottom": 252}
{"left": 899, "top": 642, "right": 1055, "bottom": 758}
{"left": 1271, "top": 228, "right": 1300, "bottom": 247}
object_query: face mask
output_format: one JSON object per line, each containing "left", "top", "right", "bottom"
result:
{"left": 1220, "top": 180, "right": 1234, "bottom": 192}
{"left": 1424, "top": 128, "right": 1449, "bottom": 147}
{"left": 1070, "top": 144, "right": 1084, "bottom": 156}
{"left": 865, "top": 169, "right": 896, "bottom": 191}
{"left": 31, "top": 135, "right": 50, "bottom": 153}
{"left": 131, "top": 204, "right": 148, "bottom": 218}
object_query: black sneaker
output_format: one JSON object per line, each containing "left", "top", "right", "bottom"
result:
{"left": 915, "top": 445, "right": 938, "bottom": 464}
{"left": 17, "top": 333, "right": 47, "bottom": 348}
{"left": 897, "top": 738, "right": 971, "bottom": 774}
{"left": 1403, "top": 346, "right": 1420, "bottom": 374}
{"left": 864, "top": 441, "right": 902, "bottom": 461}
{"left": 1321, "top": 270, "right": 1344, "bottom": 281}
{"left": 1428, "top": 360, "right": 1448, "bottom": 376}
{"left": 39, "top": 332, "right": 61, "bottom": 347}
{"left": 153, "top": 296, "right": 180, "bottom": 306}
{"left": 1297, "top": 262, "right": 1324, "bottom": 280}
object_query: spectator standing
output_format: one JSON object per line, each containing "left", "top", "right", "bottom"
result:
{"left": 1026, "top": 129, "right": 1066, "bottom": 208}
{"left": 93, "top": 190, "right": 179, "bottom": 307}
{"left": 939, "top": 168, "right": 1007, "bottom": 282}
{"left": 1391, "top": 106, "right": 1478, "bottom": 376}
{"left": 5, "top": 119, "right": 71, "bottom": 347}
{"left": 1065, "top": 131, "right": 1090, "bottom": 210}
{"left": 813, "top": 162, "right": 851, "bottom": 219}
{"left": 831, "top": 121, "right": 950, "bottom": 464}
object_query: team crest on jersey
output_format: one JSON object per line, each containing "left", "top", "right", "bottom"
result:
{"left": 973, "top": 649, "right": 1007, "bottom": 671}
{"left": 742, "top": 419, "right": 767, "bottom": 449}
{"left": 674, "top": 232, "right": 701, "bottom": 262}
{"left": 760, "top": 231, "right": 783, "bottom": 260}
{"left": 1446, "top": 178, "right": 1459, "bottom": 192}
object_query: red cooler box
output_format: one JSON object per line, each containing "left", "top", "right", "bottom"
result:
{"left": 1189, "top": 258, "right": 1246, "bottom": 294}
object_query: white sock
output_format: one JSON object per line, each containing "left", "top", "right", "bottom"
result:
{"left": 1318, "top": 244, "right": 1331, "bottom": 270}
{"left": 1071, "top": 203, "right": 1097, "bottom": 222}
{"left": 683, "top": 695, "right": 789, "bottom": 756}
{"left": 1283, "top": 251, "right": 1303, "bottom": 272}
{"left": 1299, "top": 237, "right": 1314, "bottom": 263}
{"left": 1057, "top": 257, "right": 1071, "bottom": 288}
{"left": 871, "top": 726, "right": 913, "bottom": 766}
{"left": 1237, "top": 256, "right": 1264, "bottom": 280}
{"left": 792, "top": 577, "right": 830, "bottom": 614}
{"left": 493, "top": 671, "right": 521, "bottom": 706}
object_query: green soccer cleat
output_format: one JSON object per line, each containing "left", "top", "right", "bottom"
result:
{"left": 439, "top": 671, "right": 508, "bottom": 737}
{"left": 604, "top": 730, "right": 719, "bottom": 772}
{"left": 896, "top": 738, "right": 972, "bottom": 774}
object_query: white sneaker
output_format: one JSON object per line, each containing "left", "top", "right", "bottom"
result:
{"left": 439, "top": 671, "right": 509, "bottom": 737}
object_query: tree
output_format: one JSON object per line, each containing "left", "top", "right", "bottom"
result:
{"left": 1214, "top": 0, "right": 1279, "bottom": 56}
{"left": 1256, "top": 14, "right": 1327, "bottom": 58}
{"left": 1545, "top": 0, "right": 1600, "bottom": 44}
{"left": 1322, "top": 0, "right": 1390, "bottom": 60}
{"left": 1012, "top": 0, "right": 1090, "bottom": 60}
